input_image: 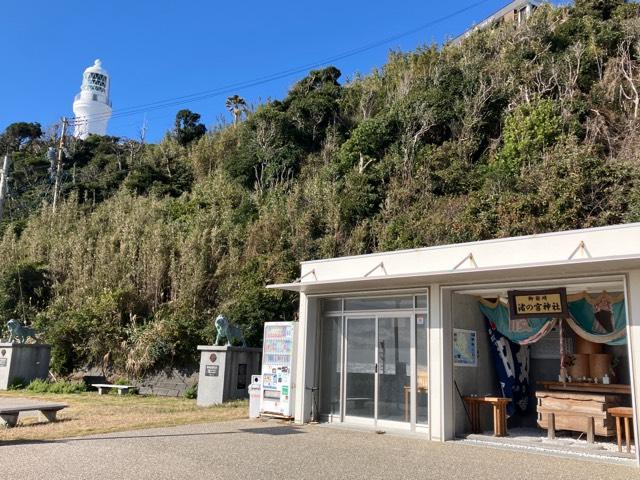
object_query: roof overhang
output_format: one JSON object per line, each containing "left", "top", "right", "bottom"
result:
{"left": 267, "top": 254, "right": 640, "bottom": 296}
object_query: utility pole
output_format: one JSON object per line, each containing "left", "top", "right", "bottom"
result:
{"left": 52, "top": 117, "right": 68, "bottom": 212}
{"left": 0, "top": 154, "right": 11, "bottom": 224}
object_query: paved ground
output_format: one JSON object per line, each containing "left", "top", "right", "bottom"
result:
{"left": 1, "top": 419, "right": 638, "bottom": 479}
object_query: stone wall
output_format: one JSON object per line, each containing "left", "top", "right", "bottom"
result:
{"left": 80, "top": 366, "right": 199, "bottom": 397}
{"left": 134, "top": 367, "right": 199, "bottom": 397}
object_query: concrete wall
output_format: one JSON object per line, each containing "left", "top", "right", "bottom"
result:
{"left": 451, "top": 294, "right": 497, "bottom": 436}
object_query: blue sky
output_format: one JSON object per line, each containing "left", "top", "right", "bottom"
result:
{"left": 0, "top": 1, "right": 561, "bottom": 142}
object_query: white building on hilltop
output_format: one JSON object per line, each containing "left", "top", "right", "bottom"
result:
{"left": 72, "top": 59, "right": 112, "bottom": 139}
{"left": 453, "top": 0, "right": 541, "bottom": 43}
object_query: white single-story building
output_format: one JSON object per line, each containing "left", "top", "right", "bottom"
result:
{"left": 268, "top": 223, "right": 640, "bottom": 464}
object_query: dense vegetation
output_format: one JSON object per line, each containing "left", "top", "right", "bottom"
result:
{"left": 1, "top": 0, "right": 640, "bottom": 375}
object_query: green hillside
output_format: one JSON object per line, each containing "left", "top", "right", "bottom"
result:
{"left": 1, "top": 0, "right": 640, "bottom": 375}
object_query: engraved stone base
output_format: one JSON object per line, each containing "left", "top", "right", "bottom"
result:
{"left": 0, "top": 343, "right": 51, "bottom": 390}
{"left": 196, "top": 345, "right": 262, "bottom": 407}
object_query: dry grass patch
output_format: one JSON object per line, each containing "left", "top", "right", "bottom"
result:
{"left": 0, "top": 390, "right": 247, "bottom": 443}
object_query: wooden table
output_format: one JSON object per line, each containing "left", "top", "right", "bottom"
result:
{"left": 538, "top": 381, "right": 631, "bottom": 395}
{"left": 608, "top": 407, "right": 634, "bottom": 453}
{"left": 463, "top": 396, "right": 511, "bottom": 437}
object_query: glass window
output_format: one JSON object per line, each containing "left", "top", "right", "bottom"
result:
{"left": 319, "top": 317, "right": 342, "bottom": 415}
{"left": 415, "top": 295, "right": 428, "bottom": 309}
{"left": 85, "top": 72, "right": 107, "bottom": 93}
{"left": 322, "top": 298, "right": 342, "bottom": 313}
{"left": 518, "top": 7, "right": 527, "bottom": 23}
{"left": 344, "top": 296, "right": 413, "bottom": 311}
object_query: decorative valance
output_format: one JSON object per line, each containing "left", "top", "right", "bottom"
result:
{"left": 478, "top": 292, "right": 626, "bottom": 346}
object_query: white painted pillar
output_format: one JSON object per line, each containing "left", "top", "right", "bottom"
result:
{"left": 429, "top": 284, "right": 454, "bottom": 440}
{"left": 293, "top": 293, "right": 319, "bottom": 424}
{"left": 624, "top": 271, "right": 640, "bottom": 465}
{"left": 294, "top": 293, "right": 308, "bottom": 424}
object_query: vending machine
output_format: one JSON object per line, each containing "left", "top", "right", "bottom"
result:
{"left": 260, "top": 321, "right": 298, "bottom": 418}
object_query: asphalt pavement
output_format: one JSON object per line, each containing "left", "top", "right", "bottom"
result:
{"left": 1, "top": 419, "right": 637, "bottom": 479}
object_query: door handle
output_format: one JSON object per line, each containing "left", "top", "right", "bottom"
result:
{"left": 375, "top": 363, "right": 378, "bottom": 373}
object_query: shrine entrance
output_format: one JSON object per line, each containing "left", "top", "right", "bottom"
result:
{"left": 447, "top": 276, "right": 634, "bottom": 461}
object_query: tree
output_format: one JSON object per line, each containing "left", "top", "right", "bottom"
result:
{"left": 285, "top": 67, "right": 343, "bottom": 148}
{"left": 173, "top": 110, "right": 206, "bottom": 147}
{"left": 1, "top": 122, "right": 42, "bottom": 152}
{"left": 288, "top": 66, "right": 341, "bottom": 97}
{"left": 573, "top": 0, "right": 626, "bottom": 19}
{"left": 337, "top": 114, "right": 395, "bottom": 173}
{"left": 226, "top": 95, "right": 248, "bottom": 127}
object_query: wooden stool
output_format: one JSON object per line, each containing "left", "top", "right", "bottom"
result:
{"left": 608, "top": 407, "right": 634, "bottom": 453}
{"left": 463, "top": 396, "right": 511, "bottom": 437}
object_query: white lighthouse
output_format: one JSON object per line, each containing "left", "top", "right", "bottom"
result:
{"left": 72, "top": 59, "right": 112, "bottom": 139}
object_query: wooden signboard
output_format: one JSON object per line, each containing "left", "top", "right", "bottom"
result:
{"left": 507, "top": 288, "right": 569, "bottom": 320}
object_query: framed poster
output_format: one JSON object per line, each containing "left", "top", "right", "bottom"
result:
{"left": 507, "top": 288, "right": 569, "bottom": 320}
{"left": 453, "top": 328, "right": 477, "bottom": 367}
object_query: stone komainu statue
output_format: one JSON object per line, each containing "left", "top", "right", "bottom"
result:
{"left": 6, "top": 319, "right": 39, "bottom": 344}
{"left": 214, "top": 315, "right": 246, "bottom": 347}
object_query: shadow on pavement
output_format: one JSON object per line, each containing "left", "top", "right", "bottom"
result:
{"left": 1, "top": 430, "right": 237, "bottom": 447}
{"left": 239, "top": 426, "right": 305, "bottom": 436}
{"left": 0, "top": 424, "right": 306, "bottom": 447}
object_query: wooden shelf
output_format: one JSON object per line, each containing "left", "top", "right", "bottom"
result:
{"left": 537, "top": 381, "right": 631, "bottom": 395}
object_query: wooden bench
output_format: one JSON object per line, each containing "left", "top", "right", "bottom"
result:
{"left": 536, "top": 390, "right": 621, "bottom": 442}
{"left": 91, "top": 383, "right": 135, "bottom": 395}
{"left": 463, "top": 396, "right": 511, "bottom": 437}
{"left": 608, "top": 407, "right": 634, "bottom": 453}
{"left": 0, "top": 402, "right": 67, "bottom": 428}
{"left": 538, "top": 408, "right": 598, "bottom": 443}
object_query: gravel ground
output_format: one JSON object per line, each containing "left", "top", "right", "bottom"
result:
{"left": 1, "top": 419, "right": 638, "bottom": 480}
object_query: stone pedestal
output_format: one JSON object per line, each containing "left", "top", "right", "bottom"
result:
{"left": 0, "top": 343, "right": 51, "bottom": 390}
{"left": 196, "top": 345, "right": 262, "bottom": 407}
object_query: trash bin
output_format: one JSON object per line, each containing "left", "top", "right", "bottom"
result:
{"left": 248, "top": 374, "right": 261, "bottom": 419}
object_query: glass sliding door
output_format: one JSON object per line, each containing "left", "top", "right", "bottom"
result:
{"left": 377, "top": 316, "right": 411, "bottom": 423}
{"left": 345, "top": 317, "right": 376, "bottom": 419}
{"left": 319, "top": 293, "right": 429, "bottom": 429}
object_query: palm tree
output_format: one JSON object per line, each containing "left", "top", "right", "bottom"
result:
{"left": 225, "top": 95, "right": 248, "bottom": 127}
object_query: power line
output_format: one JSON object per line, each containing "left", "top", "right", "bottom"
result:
{"left": 68, "top": 0, "right": 490, "bottom": 125}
